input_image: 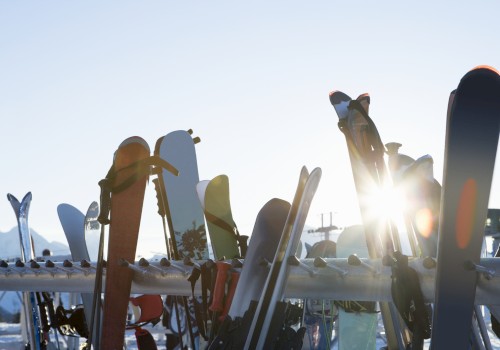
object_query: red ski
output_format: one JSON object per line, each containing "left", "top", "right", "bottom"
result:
{"left": 100, "top": 137, "right": 151, "bottom": 350}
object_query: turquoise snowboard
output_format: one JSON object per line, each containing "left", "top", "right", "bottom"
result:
{"left": 336, "top": 225, "right": 377, "bottom": 350}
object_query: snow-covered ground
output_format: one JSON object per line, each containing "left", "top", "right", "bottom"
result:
{"left": 2, "top": 313, "right": 500, "bottom": 350}
{"left": 0, "top": 322, "right": 166, "bottom": 350}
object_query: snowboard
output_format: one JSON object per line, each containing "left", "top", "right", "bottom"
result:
{"left": 336, "top": 225, "right": 377, "bottom": 350}
{"left": 431, "top": 66, "right": 500, "bottom": 349}
{"left": 303, "top": 239, "right": 337, "bottom": 350}
{"left": 7, "top": 192, "right": 42, "bottom": 350}
{"left": 245, "top": 166, "right": 322, "bottom": 349}
{"left": 156, "top": 130, "right": 209, "bottom": 260}
{"left": 155, "top": 130, "right": 207, "bottom": 349}
{"left": 196, "top": 174, "right": 242, "bottom": 260}
{"left": 100, "top": 136, "right": 151, "bottom": 350}
{"left": 386, "top": 144, "right": 441, "bottom": 258}
{"left": 228, "top": 198, "right": 291, "bottom": 319}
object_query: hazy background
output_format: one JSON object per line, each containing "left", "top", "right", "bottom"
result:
{"left": 1, "top": 1, "right": 499, "bottom": 257}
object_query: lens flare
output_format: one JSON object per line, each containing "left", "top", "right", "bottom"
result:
{"left": 456, "top": 178, "right": 477, "bottom": 249}
{"left": 415, "top": 207, "right": 433, "bottom": 238}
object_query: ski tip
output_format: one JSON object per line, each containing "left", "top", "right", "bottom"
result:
{"left": 356, "top": 93, "right": 370, "bottom": 103}
{"left": 356, "top": 93, "right": 371, "bottom": 114}
{"left": 328, "top": 90, "right": 351, "bottom": 106}
{"left": 118, "top": 136, "right": 150, "bottom": 152}
{"left": 300, "top": 165, "right": 309, "bottom": 176}
{"left": 23, "top": 192, "right": 32, "bottom": 202}
{"left": 469, "top": 65, "right": 500, "bottom": 75}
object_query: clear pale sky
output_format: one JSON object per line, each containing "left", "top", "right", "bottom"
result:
{"left": 1, "top": 1, "right": 500, "bottom": 257}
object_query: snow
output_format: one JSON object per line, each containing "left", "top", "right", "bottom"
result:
{"left": 3, "top": 314, "right": 500, "bottom": 349}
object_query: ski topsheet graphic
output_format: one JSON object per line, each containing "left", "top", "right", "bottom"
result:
{"left": 7, "top": 192, "right": 42, "bottom": 350}
{"left": 431, "top": 66, "right": 500, "bottom": 349}
{"left": 99, "top": 137, "right": 151, "bottom": 350}
{"left": 155, "top": 130, "right": 207, "bottom": 349}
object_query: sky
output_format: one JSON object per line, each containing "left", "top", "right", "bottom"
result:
{"left": 1, "top": 1, "right": 500, "bottom": 258}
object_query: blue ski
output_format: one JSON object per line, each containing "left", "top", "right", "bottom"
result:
{"left": 431, "top": 66, "right": 500, "bottom": 349}
{"left": 7, "top": 192, "right": 43, "bottom": 350}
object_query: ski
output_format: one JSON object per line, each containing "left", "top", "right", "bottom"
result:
{"left": 196, "top": 174, "right": 246, "bottom": 260}
{"left": 330, "top": 90, "right": 409, "bottom": 349}
{"left": 431, "top": 66, "right": 500, "bottom": 349}
{"left": 245, "top": 166, "right": 321, "bottom": 349}
{"left": 7, "top": 192, "right": 43, "bottom": 350}
{"left": 99, "top": 136, "right": 151, "bottom": 350}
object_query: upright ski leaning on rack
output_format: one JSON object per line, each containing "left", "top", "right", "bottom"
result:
{"left": 87, "top": 136, "right": 178, "bottom": 350}
{"left": 431, "top": 66, "right": 500, "bottom": 350}
{"left": 7, "top": 193, "right": 45, "bottom": 350}
{"left": 329, "top": 91, "right": 431, "bottom": 349}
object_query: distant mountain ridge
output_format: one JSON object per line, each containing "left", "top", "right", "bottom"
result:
{"left": 0, "top": 227, "right": 70, "bottom": 260}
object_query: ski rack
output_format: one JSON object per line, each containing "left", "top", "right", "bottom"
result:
{"left": 1, "top": 257, "right": 500, "bottom": 305}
